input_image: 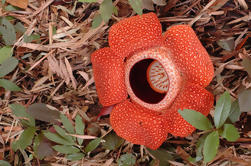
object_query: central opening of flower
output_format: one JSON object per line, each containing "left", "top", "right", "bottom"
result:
{"left": 125, "top": 47, "right": 181, "bottom": 111}
{"left": 129, "top": 59, "right": 168, "bottom": 104}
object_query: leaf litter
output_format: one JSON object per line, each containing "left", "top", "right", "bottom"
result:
{"left": 0, "top": 0, "right": 250, "bottom": 165}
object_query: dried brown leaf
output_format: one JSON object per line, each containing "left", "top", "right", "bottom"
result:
{"left": 241, "top": 57, "right": 251, "bottom": 78}
{"left": 6, "top": 0, "right": 28, "bottom": 9}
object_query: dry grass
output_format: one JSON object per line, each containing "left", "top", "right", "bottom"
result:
{"left": 0, "top": 0, "right": 250, "bottom": 165}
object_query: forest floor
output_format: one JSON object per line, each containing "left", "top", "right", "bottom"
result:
{"left": 0, "top": 0, "right": 250, "bottom": 166}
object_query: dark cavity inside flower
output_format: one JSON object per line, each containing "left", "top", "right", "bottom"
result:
{"left": 129, "top": 58, "right": 166, "bottom": 104}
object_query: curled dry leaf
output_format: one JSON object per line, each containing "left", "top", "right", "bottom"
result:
{"left": 6, "top": 0, "right": 28, "bottom": 9}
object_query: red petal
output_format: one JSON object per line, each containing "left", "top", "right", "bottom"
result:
{"left": 110, "top": 100, "right": 167, "bottom": 149}
{"left": 91, "top": 48, "right": 127, "bottom": 106}
{"left": 163, "top": 82, "right": 214, "bottom": 137}
{"left": 109, "top": 13, "right": 162, "bottom": 58}
{"left": 163, "top": 25, "right": 214, "bottom": 87}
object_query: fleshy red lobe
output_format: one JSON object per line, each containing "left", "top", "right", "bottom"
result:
{"left": 163, "top": 25, "right": 214, "bottom": 87}
{"left": 109, "top": 12, "right": 162, "bottom": 58}
{"left": 91, "top": 48, "right": 127, "bottom": 106}
{"left": 110, "top": 100, "right": 167, "bottom": 150}
{"left": 163, "top": 82, "right": 214, "bottom": 137}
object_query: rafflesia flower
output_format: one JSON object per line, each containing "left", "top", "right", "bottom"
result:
{"left": 91, "top": 13, "right": 214, "bottom": 150}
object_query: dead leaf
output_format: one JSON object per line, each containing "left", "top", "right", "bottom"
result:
{"left": 67, "top": 134, "right": 97, "bottom": 140}
{"left": 37, "top": 140, "right": 54, "bottom": 159}
{"left": 6, "top": 0, "right": 28, "bottom": 9}
{"left": 176, "top": 146, "right": 192, "bottom": 163}
{"left": 241, "top": 57, "right": 251, "bottom": 78}
{"left": 217, "top": 37, "right": 235, "bottom": 51}
{"left": 64, "top": 57, "right": 77, "bottom": 89}
{"left": 87, "top": 123, "right": 101, "bottom": 137}
{"left": 238, "top": 89, "right": 251, "bottom": 112}
{"left": 209, "top": 0, "right": 229, "bottom": 11}
{"left": 27, "top": 103, "right": 61, "bottom": 123}
{"left": 152, "top": 0, "right": 167, "bottom": 6}
{"left": 142, "top": 0, "right": 154, "bottom": 11}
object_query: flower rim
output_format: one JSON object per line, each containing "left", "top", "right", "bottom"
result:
{"left": 125, "top": 46, "right": 182, "bottom": 111}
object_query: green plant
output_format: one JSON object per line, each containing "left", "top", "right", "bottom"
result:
{"left": 179, "top": 91, "right": 241, "bottom": 164}
{"left": 9, "top": 103, "right": 111, "bottom": 161}
{"left": 78, "top": 0, "right": 143, "bottom": 28}
{"left": 0, "top": 17, "right": 28, "bottom": 92}
{"left": 0, "top": 17, "right": 21, "bottom": 91}
{"left": 0, "top": 47, "right": 21, "bottom": 91}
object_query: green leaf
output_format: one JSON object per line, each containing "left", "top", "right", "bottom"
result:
{"left": 9, "top": 103, "right": 35, "bottom": 127}
{"left": 203, "top": 131, "right": 219, "bottom": 163}
{"left": 195, "top": 134, "right": 208, "bottom": 162}
{"left": 178, "top": 109, "right": 213, "bottom": 130}
{"left": 113, "top": 6, "right": 118, "bottom": 16}
{"left": 0, "top": 79, "right": 21, "bottom": 91}
{"left": 33, "top": 133, "right": 43, "bottom": 153}
{"left": 238, "top": 89, "right": 251, "bottom": 112}
{"left": 84, "top": 138, "right": 101, "bottom": 153}
{"left": 10, "top": 103, "right": 29, "bottom": 118}
{"left": 17, "top": 127, "right": 36, "bottom": 150}
{"left": 66, "top": 153, "right": 85, "bottom": 161}
{"left": 0, "top": 17, "right": 16, "bottom": 45}
{"left": 222, "top": 124, "right": 240, "bottom": 142}
{"left": 60, "top": 114, "right": 75, "bottom": 134}
{"left": 75, "top": 115, "right": 85, "bottom": 145}
{"left": 117, "top": 153, "right": 136, "bottom": 166}
{"left": 78, "top": 0, "right": 97, "bottom": 2}
{"left": 102, "top": 132, "right": 124, "bottom": 150}
{"left": 92, "top": 14, "right": 102, "bottom": 28}
{"left": 128, "top": 0, "right": 143, "bottom": 15}
{"left": 0, "top": 57, "right": 18, "bottom": 77}
{"left": 0, "top": 160, "right": 11, "bottom": 166}
{"left": 229, "top": 100, "right": 241, "bottom": 123}
{"left": 14, "top": 22, "right": 26, "bottom": 34}
{"left": 43, "top": 131, "right": 75, "bottom": 145}
{"left": 0, "top": 46, "right": 12, "bottom": 64}
{"left": 27, "top": 103, "right": 60, "bottom": 123}
{"left": 147, "top": 148, "right": 173, "bottom": 166}
{"left": 23, "top": 34, "right": 40, "bottom": 43}
{"left": 53, "top": 125, "right": 74, "bottom": 143}
{"left": 53, "top": 145, "right": 80, "bottom": 154}
{"left": 100, "top": 0, "right": 113, "bottom": 23}
{"left": 11, "top": 140, "right": 19, "bottom": 152}
{"left": 5, "top": 5, "right": 21, "bottom": 11}
{"left": 214, "top": 92, "right": 232, "bottom": 128}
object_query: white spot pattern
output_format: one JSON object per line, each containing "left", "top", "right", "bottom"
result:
{"left": 125, "top": 47, "right": 181, "bottom": 111}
